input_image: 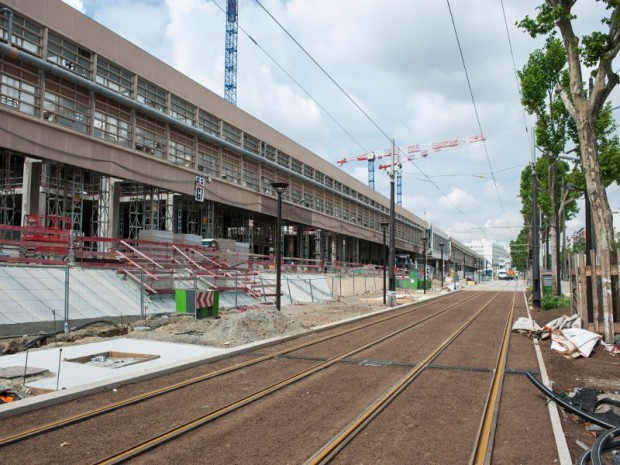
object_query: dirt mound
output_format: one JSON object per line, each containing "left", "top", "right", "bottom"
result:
{"left": 127, "top": 307, "right": 310, "bottom": 348}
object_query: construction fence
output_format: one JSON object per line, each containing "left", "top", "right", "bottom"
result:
{"left": 568, "top": 251, "right": 619, "bottom": 342}
{"left": 0, "top": 264, "right": 149, "bottom": 338}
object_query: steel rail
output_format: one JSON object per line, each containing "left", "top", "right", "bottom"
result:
{"left": 469, "top": 288, "right": 516, "bottom": 464}
{"left": 304, "top": 290, "right": 505, "bottom": 465}
{"left": 0, "top": 290, "right": 472, "bottom": 447}
{"left": 93, "top": 291, "right": 488, "bottom": 464}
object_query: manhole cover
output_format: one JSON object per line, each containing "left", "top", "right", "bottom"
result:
{"left": 65, "top": 351, "right": 159, "bottom": 369}
{"left": 359, "top": 359, "right": 392, "bottom": 367}
{"left": 0, "top": 366, "right": 49, "bottom": 379}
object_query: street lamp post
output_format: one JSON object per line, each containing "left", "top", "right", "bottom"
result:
{"left": 380, "top": 222, "right": 389, "bottom": 305}
{"left": 271, "top": 182, "right": 288, "bottom": 311}
{"left": 439, "top": 242, "right": 445, "bottom": 289}
{"left": 421, "top": 237, "right": 427, "bottom": 294}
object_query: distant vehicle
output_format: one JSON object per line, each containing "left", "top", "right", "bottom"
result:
{"left": 497, "top": 268, "right": 515, "bottom": 280}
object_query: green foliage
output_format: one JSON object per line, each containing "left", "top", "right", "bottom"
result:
{"left": 510, "top": 228, "right": 530, "bottom": 271}
{"left": 570, "top": 236, "right": 586, "bottom": 254}
{"left": 541, "top": 294, "right": 570, "bottom": 310}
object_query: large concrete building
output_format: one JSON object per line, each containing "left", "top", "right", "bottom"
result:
{"left": 467, "top": 238, "right": 510, "bottom": 270}
{"left": 0, "top": 0, "right": 482, "bottom": 273}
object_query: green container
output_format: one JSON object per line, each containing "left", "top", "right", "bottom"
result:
{"left": 542, "top": 273, "right": 553, "bottom": 296}
{"left": 175, "top": 289, "right": 196, "bottom": 314}
{"left": 176, "top": 289, "right": 219, "bottom": 319}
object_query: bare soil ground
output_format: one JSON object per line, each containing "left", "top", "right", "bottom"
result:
{"left": 1, "top": 284, "right": 618, "bottom": 462}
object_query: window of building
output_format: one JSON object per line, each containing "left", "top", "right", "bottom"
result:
{"left": 290, "top": 185, "right": 302, "bottom": 205}
{"left": 277, "top": 151, "right": 290, "bottom": 169}
{"left": 221, "top": 148, "right": 241, "bottom": 184}
{"left": 0, "top": 60, "right": 38, "bottom": 115}
{"left": 197, "top": 140, "right": 220, "bottom": 175}
{"left": 170, "top": 94, "right": 195, "bottom": 126}
{"left": 198, "top": 109, "right": 220, "bottom": 136}
{"left": 314, "top": 190, "right": 324, "bottom": 213}
{"left": 261, "top": 166, "right": 276, "bottom": 195}
{"left": 169, "top": 128, "right": 195, "bottom": 167}
{"left": 291, "top": 158, "right": 302, "bottom": 175}
{"left": 262, "top": 143, "right": 276, "bottom": 162}
{"left": 137, "top": 78, "right": 167, "bottom": 113}
{"left": 94, "top": 96, "right": 131, "bottom": 146}
{"left": 135, "top": 112, "right": 166, "bottom": 159}
{"left": 47, "top": 32, "right": 92, "bottom": 79}
{"left": 44, "top": 76, "right": 90, "bottom": 133}
{"left": 303, "top": 164, "right": 314, "bottom": 180}
{"left": 243, "top": 159, "right": 259, "bottom": 191}
{"left": 243, "top": 133, "right": 259, "bottom": 155}
{"left": 96, "top": 57, "right": 133, "bottom": 97}
{"left": 222, "top": 122, "right": 241, "bottom": 146}
{"left": 325, "top": 176, "right": 334, "bottom": 189}
{"left": 1, "top": 12, "right": 42, "bottom": 55}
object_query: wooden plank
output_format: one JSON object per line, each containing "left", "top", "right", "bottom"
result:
{"left": 590, "top": 249, "right": 600, "bottom": 334}
{"left": 617, "top": 250, "right": 620, "bottom": 324}
{"left": 570, "top": 255, "right": 580, "bottom": 318}
{"left": 578, "top": 253, "right": 588, "bottom": 328}
{"left": 600, "top": 252, "right": 615, "bottom": 343}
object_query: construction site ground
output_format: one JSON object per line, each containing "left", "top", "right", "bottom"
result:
{"left": 0, "top": 280, "right": 618, "bottom": 463}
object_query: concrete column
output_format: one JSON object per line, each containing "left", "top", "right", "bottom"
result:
{"left": 20, "top": 158, "right": 42, "bottom": 225}
{"left": 108, "top": 179, "right": 121, "bottom": 239}
{"left": 165, "top": 193, "right": 174, "bottom": 232}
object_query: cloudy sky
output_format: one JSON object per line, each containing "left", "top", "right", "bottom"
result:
{"left": 63, "top": 0, "right": 620, "bottom": 247}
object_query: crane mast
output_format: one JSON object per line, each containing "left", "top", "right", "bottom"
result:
{"left": 224, "top": 0, "right": 238, "bottom": 105}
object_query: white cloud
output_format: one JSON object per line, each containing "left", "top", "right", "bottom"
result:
{"left": 62, "top": 0, "right": 85, "bottom": 13}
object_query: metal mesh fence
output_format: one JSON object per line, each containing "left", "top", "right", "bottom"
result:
{"left": 0, "top": 265, "right": 146, "bottom": 337}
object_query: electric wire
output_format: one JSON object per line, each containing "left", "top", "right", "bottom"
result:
{"left": 500, "top": 0, "right": 531, "bottom": 146}
{"left": 210, "top": 0, "right": 370, "bottom": 155}
{"left": 445, "top": 0, "right": 505, "bottom": 214}
{"left": 252, "top": 0, "right": 394, "bottom": 146}
{"left": 244, "top": 0, "right": 491, "bottom": 231}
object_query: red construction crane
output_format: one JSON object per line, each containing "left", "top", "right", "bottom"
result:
{"left": 378, "top": 134, "right": 486, "bottom": 171}
{"left": 335, "top": 135, "right": 485, "bottom": 204}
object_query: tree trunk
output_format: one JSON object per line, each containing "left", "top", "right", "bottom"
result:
{"left": 577, "top": 114, "right": 616, "bottom": 343}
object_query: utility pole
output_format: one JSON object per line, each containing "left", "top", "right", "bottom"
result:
{"left": 531, "top": 132, "right": 541, "bottom": 307}
{"left": 388, "top": 139, "right": 396, "bottom": 300}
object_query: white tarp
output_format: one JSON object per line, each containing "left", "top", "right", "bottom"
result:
{"left": 511, "top": 317, "right": 541, "bottom": 334}
{"left": 551, "top": 328, "right": 601, "bottom": 358}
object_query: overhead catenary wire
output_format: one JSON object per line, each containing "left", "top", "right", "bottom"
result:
{"left": 500, "top": 0, "right": 531, "bottom": 146}
{"left": 209, "top": 0, "right": 370, "bottom": 155}
{"left": 445, "top": 0, "right": 505, "bottom": 214}
{"left": 240, "top": 0, "right": 482, "bottom": 229}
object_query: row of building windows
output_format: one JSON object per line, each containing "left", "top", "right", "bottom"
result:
{"left": 0, "top": 7, "right": 428, "bottom": 242}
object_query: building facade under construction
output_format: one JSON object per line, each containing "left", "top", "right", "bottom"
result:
{"left": 0, "top": 0, "right": 483, "bottom": 285}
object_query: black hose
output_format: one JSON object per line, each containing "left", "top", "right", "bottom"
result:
{"left": 578, "top": 427, "right": 620, "bottom": 465}
{"left": 68, "top": 320, "right": 119, "bottom": 332}
{"left": 525, "top": 372, "right": 618, "bottom": 429}
{"left": 18, "top": 320, "right": 120, "bottom": 351}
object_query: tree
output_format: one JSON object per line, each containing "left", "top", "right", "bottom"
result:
{"left": 510, "top": 227, "right": 530, "bottom": 271}
{"left": 519, "top": 1, "right": 620, "bottom": 343}
{"left": 519, "top": 37, "right": 570, "bottom": 296}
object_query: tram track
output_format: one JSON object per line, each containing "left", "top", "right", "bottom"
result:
{"left": 305, "top": 288, "right": 515, "bottom": 464}
{"left": 0, "top": 290, "right": 476, "bottom": 448}
{"left": 0, "top": 287, "right": 522, "bottom": 464}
